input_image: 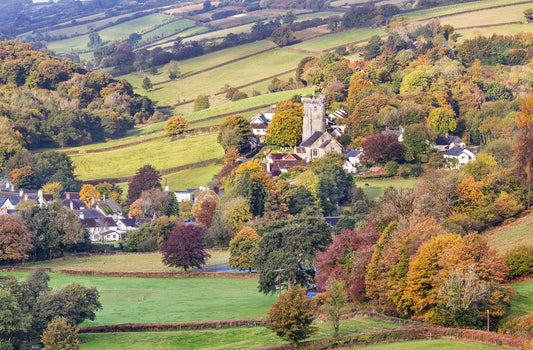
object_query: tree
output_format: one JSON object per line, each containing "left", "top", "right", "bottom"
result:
{"left": 79, "top": 184, "right": 100, "bottom": 208}
{"left": 514, "top": 91, "right": 533, "bottom": 208}
{"left": 428, "top": 107, "right": 456, "bottom": 135}
{"left": 323, "top": 279, "right": 347, "bottom": 338}
{"left": 266, "top": 286, "right": 316, "bottom": 344}
{"left": 135, "top": 188, "right": 171, "bottom": 219}
{"left": 266, "top": 109, "right": 303, "bottom": 146}
{"left": 164, "top": 115, "right": 189, "bottom": 136}
{"left": 403, "top": 123, "right": 433, "bottom": 156}
{"left": 524, "top": 8, "right": 533, "bottom": 22}
{"left": 41, "top": 317, "right": 80, "bottom": 350}
{"left": 87, "top": 32, "right": 102, "bottom": 48}
{"left": 0, "top": 289, "right": 31, "bottom": 346}
{"left": 226, "top": 162, "right": 271, "bottom": 217}
{"left": 270, "top": 26, "right": 295, "bottom": 46}
{"left": 160, "top": 224, "right": 210, "bottom": 272}
{"left": 166, "top": 61, "right": 180, "bottom": 79}
{"left": 360, "top": 133, "right": 404, "bottom": 166}
{"left": 229, "top": 227, "right": 260, "bottom": 272}
{"left": 193, "top": 95, "right": 210, "bottom": 111}
{"left": 217, "top": 115, "right": 252, "bottom": 153}
{"left": 0, "top": 215, "right": 32, "bottom": 263}
{"left": 95, "top": 182, "right": 122, "bottom": 203}
{"left": 41, "top": 182, "right": 64, "bottom": 200}
{"left": 8, "top": 166, "right": 37, "bottom": 190}
{"left": 142, "top": 77, "right": 152, "bottom": 91}
{"left": 253, "top": 211, "right": 332, "bottom": 295}
{"left": 127, "top": 165, "right": 162, "bottom": 205}
{"left": 166, "top": 192, "right": 180, "bottom": 217}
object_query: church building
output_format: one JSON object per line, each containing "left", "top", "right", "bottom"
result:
{"left": 295, "top": 95, "right": 343, "bottom": 160}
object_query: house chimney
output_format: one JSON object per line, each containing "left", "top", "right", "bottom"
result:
{"left": 19, "top": 190, "right": 23, "bottom": 197}
{"left": 128, "top": 212, "right": 132, "bottom": 219}
{"left": 445, "top": 132, "right": 449, "bottom": 137}
{"left": 70, "top": 200, "right": 74, "bottom": 210}
{"left": 38, "top": 190, "right": 43, "bottom": 202}
{"left": 66, "top": 192, "right": 71, "bottom": 200}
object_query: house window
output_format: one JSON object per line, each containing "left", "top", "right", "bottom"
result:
{"left": 313, "top": 149, "right": 318, "bottom": 156}
{"left": 314, "top": 106, "right": 317, "bottom": 111}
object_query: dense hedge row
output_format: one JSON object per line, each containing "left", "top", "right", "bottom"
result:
{"left": 54, "top": 269, "right": 258, "bottom": 279}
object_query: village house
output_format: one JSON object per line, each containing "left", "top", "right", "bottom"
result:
{"left": 443, "top": 146, "right": 478, "bottom": 167}
{"left": 434, "top": 133, "right": 465, "bottom": 151}
{"left": 265, "top": 153, "right": 307, "bottom": 174}
{"left": 384, "top": 126, "right": 404, "bottom": 142}
{"left": 343, "top": 150, "right": 362, "bottom": 174}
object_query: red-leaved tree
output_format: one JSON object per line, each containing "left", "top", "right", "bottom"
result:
{"left": 314, "top": 224, "right": 377, "bottom": 301}
{"left": 360, "top": 133, "right": 404, "bottom": 166}
{"left": 160, "top": 224, "right": 210, "bottom": 272}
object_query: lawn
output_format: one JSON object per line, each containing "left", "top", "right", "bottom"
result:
{"left": 293, "top": 27, "right": 384, "bottom": 51}
{"left": 70, "top": 133, "right": 224, "bottom": 181}
{"left": 359, "top": 339, "right": 505, "bottom": 350}
{"left": 78, "top": 316, "right": 407, "bottom": 349}
{"left": 136, "top": 49, "right": 311, "bottom": 105}
{"left": 26, "top": 251, "right": 229, "bottom": 272}
{"left": 4, "top": 272, "right": 276, "bottom": 326}
{"left": 485, "top": 212, "right": 533, "bottom": 254}
{"left": 357, "top": 178, "right": 418, "bottom": 202}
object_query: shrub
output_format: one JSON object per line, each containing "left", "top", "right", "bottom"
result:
{"left": 385, "top": 161, "right": 399, "bottom": 176}
{"left": 506, "top": 244, "right": 533, "bottom": 278}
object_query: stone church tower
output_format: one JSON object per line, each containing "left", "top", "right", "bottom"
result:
{"left": 301, "top": 95, "right": 326, "bottom": 142}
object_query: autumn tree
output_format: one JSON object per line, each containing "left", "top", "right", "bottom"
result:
{"left": 194, "top": 95, "right": 210, "bottom": 111}
{"left": 217, "top": 115, "right": 252, "bottom": 153}
{"left": 266, "top": 286, "right": 316, "bottom": 344}
{"left": 8, "top": 166, "right": 37, "bottom": 190}
{"left": 0, "top": 215, "right": 32, "bottom": 263}
{"left": 229, "top": 227, "right": 260, "bottom": 272}
{"left": 164, "top": 115, "right": 189, "bottom": 136}
{"left": 192, "top": 189, "right": 218, "bottom": 227}
{"left": 323, "top": 279, "right": 348, "bottom": 338}
{"left": 41, "top": 317, "right": 80, "bottom": 350}
{"left": 160, "top": 224, "right": 210, "bottom": 272}
{"left": 360, "top": 133, "right": 404, "bottom": 166}
{"left": 41, "top": 182, "right": 64, "bottom": 200}
{"left": 266, "top": 109, "right": 303, "bottom": 146}
{"left": 95, "top": 182, "right": 122, "bottom": 203}
{"left": 127, "top": 164, "right": 162, "bottom": 205}
{"left": 428, "top": 107, "right": 456, "bottom": 135}
{"left": 514, "top": 91, "right": 533, "bottom": 208}
{"left": 79, "top": 184, "right": 100, "bottom": 208}
{"left": 270, "top": 26, "right": 295, "bottom": 46}
{"left": 226, "top": 161, "right": 272, "bottom": 217}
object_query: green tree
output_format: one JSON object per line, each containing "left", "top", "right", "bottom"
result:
{"left": 0, "top": 289, "right": 31, "bottom": 345}
{"left": 166, "top": 192, "right": 180, "bottom": 217}
{"left": 400, "top": 70, "right": 431, "bottom": 94}
{"left": 217, "top": 115, "right": 252, "bottom": 153}
{"left": 229, "top": 227, "right": 260, "bottom": 272}
{"left": 142, "top": 77, "right": 152, "bottom": 91}
{"left": 524, "top": 8, "right": 533, "bottom": 22}
{"left": 0, "top": 215, "right": 32, "bottom": 263}
{"left": 427, "top": 107, "right": 456, "bottom": 135}
{"left": 270, "top": 26, "right": 296, "bottom": 46}
{"left": 266, "top": 109, "right": 303, "bottom": 147}
{"left": 87, "top": 32, "right": 101, "bottom": 48}
{"left": 322, "top": 279, "right": 347, "bottom": 338}
{"left": 164, "top": 115, "right": 189, "bottom": 136}
{"left": 41, "top": 317, "right": 80, "bottom": 350}
{"left": 8, "top": 166, "right": 37, "bottom": 190}
{"left": 253, "top": 211, "right": 332, "bottom": 295}
{"left": 41, "top": 182, "right": 64, "bottom": 200}
{"left": 403, "top": 123, "right": 433, "bottom": 156}
{"left": 266, "top": 286, "right": 316, "bottom": 344}
{"left": 193, "top": 95, "right": 210, "bottom": 111}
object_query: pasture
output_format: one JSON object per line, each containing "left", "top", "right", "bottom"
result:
{"left": 292, "top": 27, "right": 384, "bottom": 51}
{"left": 485, "top": 212, "right": 533, "bottom": 254}
{"left": 457, "top": 23, "right": 533, "bottom": 40}
{"left": 360, "top": 340, "right": 504, "bottom": 350}
{"left": 26, "top": 251, "right": 229, "bottom": 272}
{"left": 70, "top": 133, "right": 224, "bottom": 181}
{"left": 507, "top": 279, "right": 533, "bottom": 321}
{"left": 3, "top": 272, "right": 276, "bottom": 326}
{"left": 78, "top": 317, "right": 407, "bottom": 349}
{"left": 357, "top": 178, "right": 418, "bottom": 202}
{"left": 137, "top": 50, "right": 312, "bottom": 105}
{"left": 137, "top": 19, "right": 196, "bottom": 47}
{"left": 163, "top": 162, "right": 223, "bottom": 190}
{"left": 437, "top": 2, "right": 533, "bottom": 29}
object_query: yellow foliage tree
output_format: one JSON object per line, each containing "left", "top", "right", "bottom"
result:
{"left": 229, "top": 227, "right": 260, "bottom": 272}
{"left": 79, "top": 184, "right": 100, "bottom": 208}
{"left": 164, "top": 115, "right": 189, "bottom": 136}
{"left": 41, "top": 182, "right": 64, "bottom": 199}
{"left": 454, "top": 174, "right": 484, "bottom": 213}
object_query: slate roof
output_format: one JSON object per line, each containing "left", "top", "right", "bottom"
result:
{"left": 435, "top": 135, "right": 463, "bottom": 146}
{"left": 96, "top": 198, "right": 122, "bottom": 215}
{"left": 346, "top": 150, "right": 361, "bottom": 158}
{"left": 0, "top": 191, "right": 20, "bottom": 198}
{"left": 78, "top": 209, "right": 105, "bottom": 218}
{"left": 329, "top": 109, "right": 348, "bottom": 119}
{"left": 324, "top": 217, "right": 341, "bottom": 227}
{"left": 0, "top": 198, "right": 7, "bottom": 207}
{"left": 319, "top": 139, "right": 331, "bottom": 148}
{"left": 81, "top": 217, "right": 117, "bottom": 228}
{"left": 117, "top": 218, "right": 137, "bottom": 227}
{"left": 444, "top": 146, "right": 465, "bottom": 156}
{"left": 62, "top": 192, "right": 81, "bottom": 200}
{"left": 251, "top": 114, "right": 269, "bottom": 124}
{"left": 63, "top": 199, "right": 85, "bottom": 210}
{"left": 300, "top": 131, "right": 323, "bottom": 147}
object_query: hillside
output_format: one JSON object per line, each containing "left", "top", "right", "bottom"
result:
{"left": 485, "top": 211, "right": 533, "bottom": 254}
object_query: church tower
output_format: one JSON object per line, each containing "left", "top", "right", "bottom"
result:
{"left": 301, "top": 95, "right": 326, "bottom": 142}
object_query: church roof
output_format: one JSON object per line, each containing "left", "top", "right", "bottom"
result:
{"left": 319, "top": 140, "right": 331, "bottom": 148}
{"left": 300, "top": 131, "right": 324, "bottom": 147}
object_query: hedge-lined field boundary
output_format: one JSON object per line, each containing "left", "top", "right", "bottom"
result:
{"left": 53, "top": 269, "right": 259, "bottom": 279}
{"left": 77, "top": 318, "right": 266, "bottom": 333}
{"left": 256, "top": 326, "right": 526, "bottom": 350}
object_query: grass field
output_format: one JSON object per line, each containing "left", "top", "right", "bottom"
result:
{"left": 78, "top": 316, "right": 407, "bottom": 349}
{"left": 43, "top": 12, "right": 131, "bottom": 38}
{"left": 137, "top": 19, "right": 195, "bottom": 46}
{"left": 26, "top": 251, "right": 229, "bottom": 272}
{"left": 293, "top": 27, "right": 384, "bottom": 51}
{"left": 4, "top": 272, "right": 276, "bottom": 326}
{"left": 137, "top": 49, "right": 311, "bottom": 105}
{"left": 71, "top": 133, "right": 224, "bottom": 181}
{"left": 485, "top": 212, "right": 533, "bottom": 254}
{"left": 457, "top": 23, "right": 533, "bottom": 40}
{"left": 163, "top": 163, "right": 223, "bottom": 189}
{"left": 507, "top": 279, "right": 533, "bottom": 321}
{"left": 356, "top": 178, "right": 418, "bottom": 202}
{"left": 437, "top": 2, "right": 533, "bottom": 28}
{"left": 360, "top": 339, "right": 505, "bottom": 350}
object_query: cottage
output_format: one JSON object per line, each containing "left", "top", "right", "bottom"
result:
{"left": 343, "top": 150, "right": 362, "bottom": 174}
{"left": 384, "top": 126, "right": 404, "bottom": 142}
{"left": 82, "top": 217, "right": 120, "bottom": 242}
{"left": 250, "top": 113, "right": 270, "bottom": 141}
{"left": 174, "top": 188, "right": 197, "bottom": 202}
{"left": 266, "top": 153, "right": 307, "bottom": 173}
{"left": 434, "top": 134, "right": 465, "bottom": 151}
{"left": 443, "top": 147, "right": 477, "bottom": 167}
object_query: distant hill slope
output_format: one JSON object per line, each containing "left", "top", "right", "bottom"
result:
{"left": 485, "top": 211, "right": 533, "bottom": 254}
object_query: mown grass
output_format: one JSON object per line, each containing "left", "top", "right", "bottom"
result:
{"left": 293, "top": 27, "right": 384, "bottom": 51}
{"left": 437, "top": 2, "right": 533, "bottom": 28}
{"left": 138, "top": 19, "right": 195, "bottom": 45}
{"left": 136, "top": 49, "right": 311, "bottom": 105}
{"left": 78, "top": 316, "right": 407, "bottom": 349}
{"left": 71, "top": 133, "right": 224, "bottom": 181}
{"left": 3, "top": 272, "right": 276, "bottom": 326}
{"left": 122, "top": 41, "right": 276, "bottom": 88}
{"left": 360, "top": 339, "right": 505, "bottom": 350}
{"left": 26, "top": 251, "right": 229, "bottom": 272}
{"left": 405, "top": 0, "right": 530, "bottom": 22}
{"left": 485, "top": 212, "right": 533, "bottom": 254}
{"left": 356, "top": 178, "right": 418, "bottom": 202}
{"left": 507, "top": 279, "right": 533, "bottom": 321}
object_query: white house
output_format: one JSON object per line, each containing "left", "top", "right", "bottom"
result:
{"left": 434, "top": 134, "right": 465, "bottom": 152}
{"left": 81, "top": 217, "right": 120, "bottom": 242}
{"left": 343, "top": 150, "right": 362, "bottom": 174}
{"left": 443, "top": 146, "right": 477, "bottom": 167}
{"left": 250, "top": 113, "right": 269, "bottom": 141}
{"left": 174, "top": 189, "right": 196, "bottom": 202}
{"left": 384, "top": 126, "right": 404, "bottom": 142}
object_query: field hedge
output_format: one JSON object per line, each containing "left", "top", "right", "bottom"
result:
{"left": 54, "top": 269, "right": 259, "bottom": 279}
{"left": 77, "top": 318, "right": 266, "bottom": 333}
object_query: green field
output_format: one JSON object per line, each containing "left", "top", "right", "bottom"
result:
{"left": 137, "top": 19, "right": 196, "bottom": 46}
{"left": 26, "top": 251, "right": 229, "bottom": 272}
{"left": 357, "top": 178, "right": 418, "bottom": 202}
{"left": 437, "top": 2, "right": 533, "bottom": 28}
{"left": 71, "top": 133, "right": 224, "bottom": 181}
{"left": 457, "top": 23, "right": 533, "bottom": 40}
{"left": 137, "top": 49, "right": 311, "bottom": 105}
{"left": 485, "top": 213, "right": 533, "bottom": 254}
{"left": 4, "top": 272, "right": 276, "bottom": 326}
{"left": 360, "top": 339, "right": 505, "bottom": 350}
{"left": 43, "top": 12, "right": 131, "bottom": 38}
{"left": 293, "top": 27, "right": 384, "bottom": 51}
{"left": 149, "top": 26, "right": 210, "bottom": 48}
{"left": 79, "top": 316, "right": 407, "bottom": 349}
{"left": 507, "top": 279, "right": 533, "bottom": 321}
{"left": 163, "top": 162, "right": 223, "bottom": 190}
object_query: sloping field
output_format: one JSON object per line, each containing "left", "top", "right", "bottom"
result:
{"left": 164, "top": 162, "right": 223, "bottom": 189}
{"left": 437, "top": 2, "right": 533, "bottom": 28}
{"left": 137, "top": 49, "right": 312, "bottom": 105}
{"left": 71, "top": 133, "right": 224, "bottom": 181}
{"left": 507, "top": 279, "right": 533, "bottom": 320}
{"left": 40, "top": 12, "right": 131, "bottom": 38}
{"left": 137, "top": 19, "right": 196, "bottom": 46}
{"left": 292, "top": 27, "right": 384, "bottom": 51}
{"left": 457, "top": 23, "right": 533, "bottom": 40}
{"left": 485, "top": 212, "right": 533, "bottom": 254}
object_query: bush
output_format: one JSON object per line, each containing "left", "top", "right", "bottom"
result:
{"left": 385, "top": 161, "right": 399, "bottom": 176}
{"left": 506, "top": 244, "right": 533, "bottom": 278}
